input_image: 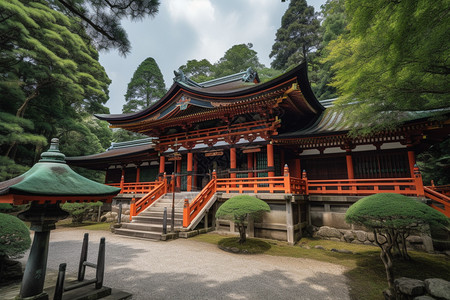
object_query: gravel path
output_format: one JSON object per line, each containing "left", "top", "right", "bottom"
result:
{"left": 20, "top": 229, "right": 350, "bottom": 300}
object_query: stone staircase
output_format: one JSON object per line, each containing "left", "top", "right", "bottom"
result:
{"left": 114, "top": 192, "right": 199, "bottom": 240}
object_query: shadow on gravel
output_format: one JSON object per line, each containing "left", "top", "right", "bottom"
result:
{"left": 108, "top": 268, "right": 348, "bottom": 300}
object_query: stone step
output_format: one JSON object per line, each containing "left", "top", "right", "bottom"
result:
{"left": 114, "top": 228, "right": 162, "bottom": 240}
{"left": 131, "top": 217, "right": 183, "bottom": 226}
{"left": 122, "top": 222, "right": 163, "bottom": 232}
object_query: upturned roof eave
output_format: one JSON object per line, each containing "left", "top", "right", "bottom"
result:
{"left": 95, "top": 63, "right": 324, "bottom": 124}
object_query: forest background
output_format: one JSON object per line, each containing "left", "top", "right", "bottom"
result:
{"left": 0, "top": 0, "right": 448, "bottom": 184}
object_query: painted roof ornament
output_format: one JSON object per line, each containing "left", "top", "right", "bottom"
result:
{"left": 242, "top": 67, "right": 259, "bottom": 83}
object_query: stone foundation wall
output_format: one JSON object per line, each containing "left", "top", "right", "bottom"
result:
{"left": 312, "top": 226, "right": 434, "bottom": 252}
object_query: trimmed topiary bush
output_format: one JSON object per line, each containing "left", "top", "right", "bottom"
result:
{"left": 345, "top": 193, "right": 449, "bottom": 289}
{"left": 0, "top": 213, "right": 31, "bottom": 283}
{"left": 216, "top": 195, "right": 270, "bottom": 244}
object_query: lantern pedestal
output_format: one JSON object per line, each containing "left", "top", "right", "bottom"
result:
{"left": 18, "top": 203, "right": 69, "bottom": 299}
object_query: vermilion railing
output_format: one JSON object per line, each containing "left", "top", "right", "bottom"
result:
{"left": 107, "top": 181, "right": 162, "bottom": 194}
{"left": 424, "top": 186, "right": 450, "bottom": 217}
{"left": 427, "top": 183, "right": 450, "bottom": 197}
{"left": 129, "top": 180, "right": 168, "bottom": 220}
{"left": 183, "top": 173, "right": 217, "bottom": 228}
{"left": 306, "top": 178, "right": 424, "bottom": 197}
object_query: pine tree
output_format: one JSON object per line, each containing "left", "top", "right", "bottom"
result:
{"left": 270, "top": 0, "right": 320, "bottom": 70}
{"left": 123, "top": 57, "right": 166, "bottom": 113}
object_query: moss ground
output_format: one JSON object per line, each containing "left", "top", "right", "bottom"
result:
{"left": 192, "top": 233, "right": 450, "bottom": 300}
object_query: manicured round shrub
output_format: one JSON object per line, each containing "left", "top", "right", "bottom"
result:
{"left": 216, "top": 195, "right": 270, "bottom": 244}
{"left": 0, "top": 213, "right": 31, "bottom": 259}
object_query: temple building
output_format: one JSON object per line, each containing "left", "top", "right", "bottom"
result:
{"left": 67, "top": 63, "right": 450, "bottom": 243}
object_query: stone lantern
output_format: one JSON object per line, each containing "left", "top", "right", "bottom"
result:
{"left": 0, "top": 138, "right": 120, "bottom": 299}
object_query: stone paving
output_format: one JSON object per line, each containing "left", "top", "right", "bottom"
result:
{"left": 5, "top": 228, "right": 350, "bottom": 300}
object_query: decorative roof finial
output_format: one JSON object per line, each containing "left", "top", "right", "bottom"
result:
{"left": 39, "top": 138, "right": 66, "bottom": 163}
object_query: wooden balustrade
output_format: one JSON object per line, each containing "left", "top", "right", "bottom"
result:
{"left": 307, "top": 178, "right": 425, "bottom": 197}
{"left": 107, "top": 181, "right": 162, "bottom": 194}
{"left": 130, "top": 180, "right": 168, "bottom": 220}
{"left": 183, "top": 174, "right": 217, "bottom": 228}
{"left": 424, "top": 186, "right": 450, "bottom": 217}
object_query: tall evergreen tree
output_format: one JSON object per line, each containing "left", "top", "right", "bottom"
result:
{"left": 0, "top": 0, "right": 113, "bottom": 180}
{"left": 270, "top": 0, "right": 320, "bottom": 70}
{"left": 324, "top": 0, "right": 450, "bottom": 133}
{"left": 179, "top": 59, "right": 214, "bottom": 83}
{"left": 311, "top": 0, "right": 347, "bottom": 100}
{"left": 123, "top": 57, "right": 166, "bottom": 113}
{"left": 214, "top": 43, "right": 264, "bottom": 78}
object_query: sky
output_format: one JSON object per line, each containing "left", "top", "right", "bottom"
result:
{"left": 99, "top": 0, "right": 327, "bottom": 114}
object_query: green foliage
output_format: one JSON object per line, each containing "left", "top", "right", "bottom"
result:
{"left": 61, "top": 202, "right": 103, "bottom": 224}
{"left": 214, "top": 43, "right": 264, "bottom": 78}
{"left": 0, "top": 213, "right": 31, "bottom": 259}
{"left": 0, "top": 0, "right": 114, "bottom": 174}
{"left": 346, "top": 193, "right": 448, "bottom": 230}
{"left": 324, "top": 0, "right": 450, "bottom": 133}
{"left": 346, "top": 193, "right": 449, "bottom": 288}
{"left": 216, "top": 195, "right": 270, "bottom": 244}
{"left": 112, "top": 128, "right": 147, "bottom": 143}
{"left": 179, "top": 59, "right": 214, "bottom": 82}
{"left": 310, "top": 0, "right": 347, "bottom": 100}
{"left": 417, "top": 138, "right": 450, "bottom": 186}
{"left": 123, "top": 57, "right": 167, "bottom": 113}
{"left": 216, "top": 195, "right": 270, "bottom": 223}
{"left": 48, "top": 0, "right": 160, "bottom": 55}
{"left": 0, "top": 156, "right": 30, "bottom": 181}
{"left": 270, "top": 0, "right": 320, "bottom": 70}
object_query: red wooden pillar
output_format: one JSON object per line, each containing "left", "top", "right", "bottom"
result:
{"left": 159, "top": 155, "right": 165, "bottom": 180}
{"left": 136, "top": 166, "right": 140, "bottom": 183}
{"left": 187, "top": 152, "right": 193, "bottom": 192}
{"left": 267, "top": 142, "right": 275, "bottom": 177}
{"left": 346, "top": 150, "right": 354, "bottom": 179}
{"left": 247, "top": 153, "right": 254, "bottom": 178}
{"left": 176, "top": 158, "right": 181, "bottom": 189}
{"left": 407, "top": 146, "right": 416, "bottom": 177}
{"left": 295, "top": 158, "right": 301, "bottom": 178}
{"left": 193, "top": 154, "right": 198, "bottom": 190}
{"left": 230, "top": 147, "right": 236, "bottom": 179}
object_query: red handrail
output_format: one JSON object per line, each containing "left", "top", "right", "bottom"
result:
{"left": 107, "top": 181, "right": 162, "bottom": 194}
{"left": 183, "top": 175, "right": 217, "bottom": 228}
{"left": 307, "top": 177, "right": 424, "bottom": 197}
{"left": 129, "top": 180, "right": 167, "bottom": 220}
{"left": 424, "top": 186, "right": 450, "bottom": 217}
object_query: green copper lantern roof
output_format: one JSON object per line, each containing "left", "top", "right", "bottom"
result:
{"left": 0, "top": 138, "right": 120, "bottom": 203}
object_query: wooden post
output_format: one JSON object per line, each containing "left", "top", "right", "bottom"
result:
{"left": 247, "top": 152, "right": 254, "bottom": 178}
{"left": 414, "top": 165, "right": 425, "bottom": 197}
{"left": 119, "top": 168, "right": 125, "bottom": 192}
{"left": 187, "top": 152, "right": 193, "bottom": 192}
{"left": 302, "top": 170, "right": 309, "bottom": 195}
{"left": 129, "top": 197, "right": 136, "bottom": 221}
{"left": 159, "top": 155, "right": 165, "bottom": 180}
{"left": 346, "top": 150, "right": 354, "bottom": 179}
{"left": 230, "top": 147, "right": 236, "bottom": 179}
{"left": 136, "top": 166, "right": 140, "bottom": 183}
{"left": 284, "top": 164, "right": 291, "bottom": 193}
{"left": 183, "top": 199, "right": 190, "bottom": 228}
{"left": 267, "top": 142, "right": 275, "bottom": 177}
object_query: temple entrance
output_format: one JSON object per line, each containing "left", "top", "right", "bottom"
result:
{"left": 196, "top": 152, "right": 230, "bottom": 189}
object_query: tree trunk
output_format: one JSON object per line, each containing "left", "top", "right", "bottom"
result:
{"left": 237, "top": 223, "right": 246, "bottom": 244}
{"left": 374, "top": 230, "right": 395, "bottom": 289}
